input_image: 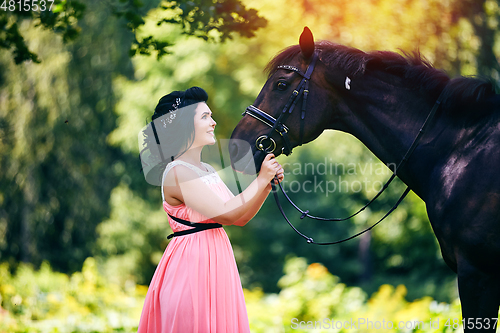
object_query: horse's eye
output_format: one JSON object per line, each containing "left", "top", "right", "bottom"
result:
{"left": 277, "top": 81, "right": 288, "bottom": 91}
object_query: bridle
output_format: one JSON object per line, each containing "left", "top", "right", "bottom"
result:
{"left": 241, "top": 51, "right": 446, "bottom": 245}
{"left": 242, "top": 52, "right": 319, "bottom": 156}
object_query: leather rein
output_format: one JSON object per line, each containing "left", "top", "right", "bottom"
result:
{"left": 241, "top": 51, "right": 445, "bottom": 245}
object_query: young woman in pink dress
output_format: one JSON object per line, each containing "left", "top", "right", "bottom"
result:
{"left": 137, "top": 87, "right": 284, "bottom": 333}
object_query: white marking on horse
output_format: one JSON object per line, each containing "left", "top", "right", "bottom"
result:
{"left": 345, "top": 77, "right": 351, "bottom": 90}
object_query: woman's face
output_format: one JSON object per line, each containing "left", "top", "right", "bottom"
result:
{"left": 192, "top": 102, "right": 216, "bottom": 147}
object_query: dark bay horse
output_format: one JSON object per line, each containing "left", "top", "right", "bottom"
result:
{"left": 229, "top": 28, "right": 500, "bottom": 331}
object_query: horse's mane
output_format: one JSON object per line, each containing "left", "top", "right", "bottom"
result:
{"left": 266, "top": 41, "right": 498, "bottom": 111}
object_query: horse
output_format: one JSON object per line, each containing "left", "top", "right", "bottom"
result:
{"left": 229, "top": 27, "right": 500, "bottom": 332}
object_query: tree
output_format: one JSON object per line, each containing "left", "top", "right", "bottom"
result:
{"left": 0, "top": 0, "right": 267, "bottom": 64}
{"left": 0, "top": 0, "right": 85, "bottom": 63}
{"left": 451, "top": 0, "right": 500, "bottom": 78}
{"left": 0, "top": 0, "right": 134, "bottom": 273}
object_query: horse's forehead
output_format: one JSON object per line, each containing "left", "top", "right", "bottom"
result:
{"left": 278, "top": 57, "right": 308, "bottom": 73}
{"left": 265, "top": 51, "right": 308, "bottom": 78}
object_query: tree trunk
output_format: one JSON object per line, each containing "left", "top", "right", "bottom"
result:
{"left": 358, "top": 231, "right": 372, "bottom": 283}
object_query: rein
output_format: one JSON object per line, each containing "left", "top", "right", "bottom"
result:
{"left": 272, "top": 181, "right": 411, "bottom": 245}
{"left": 277, "top": 90, "right": 445, "bottom": 223}
{"left": 242, "top": 52, "right": 446, "bottom": 244}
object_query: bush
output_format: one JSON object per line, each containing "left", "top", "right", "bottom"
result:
{"left": 0, "top": 258, "right": 147, "bottom": 333}
{"left": 0, "top": 256, "right": 483, "bottom": 333}
{"left": 245, "top": 257, "right": 466, "bottom": 333}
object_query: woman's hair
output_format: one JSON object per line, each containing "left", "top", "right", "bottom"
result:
{"left": 139, "top": 87, "right": 209, "bottom": 185}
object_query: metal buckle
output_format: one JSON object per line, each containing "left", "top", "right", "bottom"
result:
{"left": 255, "top": 135, "right": 276, "bottom": 153}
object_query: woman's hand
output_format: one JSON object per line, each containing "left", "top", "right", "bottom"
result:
{"left": 259, "top": 153, "right": 284, "bottom": 184}
{"left": 274, "top": 163, "right": 284, "bottom": 184}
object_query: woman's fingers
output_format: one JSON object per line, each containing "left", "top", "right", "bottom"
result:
{"left": 264, "top": 153, "right": 275, "bottom": 162}
{"left": 262, "top": 154, "right": 285, "bottom": 183}
{"left": 275, "top": 166, "right": 284, "bottom": 183}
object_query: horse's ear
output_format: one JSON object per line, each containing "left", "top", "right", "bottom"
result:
{"left": 299, "top": 27, "right": 315, "bottom": 60}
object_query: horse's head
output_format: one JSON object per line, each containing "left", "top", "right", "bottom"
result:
{"left": 229, "top": 27, "right": 335, "bottom": 174}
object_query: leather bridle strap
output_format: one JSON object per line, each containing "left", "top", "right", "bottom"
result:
{"left": 242, "top": 52, "right": 319, "bottom": 156}
{"left": 244, "top": 105, "right": 290, "bottom": 131}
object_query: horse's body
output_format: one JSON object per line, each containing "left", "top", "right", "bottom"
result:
{"left": 229, "top": 28, "right": 500, "bottom": 331}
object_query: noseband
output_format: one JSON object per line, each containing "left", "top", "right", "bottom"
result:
{"left": 242, "top": 52, "right": 319, "bottom": 156}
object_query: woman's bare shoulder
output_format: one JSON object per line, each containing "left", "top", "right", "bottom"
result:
{"left": 163, "top": 164, "right": 200, "bottom": 187}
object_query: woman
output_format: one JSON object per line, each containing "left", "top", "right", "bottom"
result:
{"left": 137, "top": 87, "right": 284, "bottom": 333}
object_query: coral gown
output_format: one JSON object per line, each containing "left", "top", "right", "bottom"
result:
{"left": 137, "top": 160, "right": 250, "bottom": 333}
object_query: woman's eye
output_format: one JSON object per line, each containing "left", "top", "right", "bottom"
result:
{"left": 277, "top": 81, "right": 288, "bottom": 91}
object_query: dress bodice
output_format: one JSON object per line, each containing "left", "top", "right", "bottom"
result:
{"left": 161, "top": 160, "right": 234, "bottom": 233}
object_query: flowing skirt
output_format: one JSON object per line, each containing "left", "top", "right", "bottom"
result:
{"left": 137, "top": 227, "right": 250, "bottom": 333}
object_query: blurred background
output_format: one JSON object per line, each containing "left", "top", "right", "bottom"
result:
{"left": 1, "top": 0, "right": 499, "bottom": 331}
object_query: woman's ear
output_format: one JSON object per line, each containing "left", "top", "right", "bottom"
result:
{"left": 299, "top": 27, "right": 315, "bottom": 59}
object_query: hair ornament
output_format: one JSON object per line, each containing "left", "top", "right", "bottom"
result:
{"left": 160, "top": 97, "right": 181, "bottom": 128}
{"left": 161, "top": 112, "right": 178, "bottom": 127}
{"left": 173, "top": 97, "right": 181, "bottom": 110}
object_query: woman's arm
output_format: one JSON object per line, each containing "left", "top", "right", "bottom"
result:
{"left": 232, "top": 164, "right": 285, "bottom": 226}
{"left": 232, "top": 183, "right": 272, "bottom": 226}
{"left": 163, "top": 154, "right": 281, "bottom": 225}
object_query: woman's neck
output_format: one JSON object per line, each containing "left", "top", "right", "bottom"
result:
{"left": 176, "top": 147, "right": 204, "bottom": 169}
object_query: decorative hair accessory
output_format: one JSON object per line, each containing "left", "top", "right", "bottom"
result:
{"left": 161, "top": 112, "right": 176, "bottom": 127}
{"left": 173, "top": 97, "right": 181, "bottom": 110}
{"left": 160, "top": 97, "right": 181, "bottom": 128}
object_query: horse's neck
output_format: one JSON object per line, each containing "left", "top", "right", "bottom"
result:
{"left": 328, "top": 77, "right": 442, "bottom": 197}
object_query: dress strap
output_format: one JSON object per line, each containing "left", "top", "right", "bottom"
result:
{"left": 161, "top": 161, "right": 220, "bottom": 202}
{"left": 163, "top": 160, "right": 211, "bottom": 178}
{"left": 161, "top": 160, "right": 206, "bottom": 201}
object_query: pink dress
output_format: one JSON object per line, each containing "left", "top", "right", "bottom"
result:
{"left": 137, "top": 160, "right": 250, "bottom": 333}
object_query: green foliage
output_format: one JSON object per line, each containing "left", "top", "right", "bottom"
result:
{"left": 1, "top": 0, "right": 267, "bottom": 64}
{"left": 116, "top": 0, "right": 268, "bottom": 59}
{"left": 129, "top": 35, "right": 173, "bottom": 59}
{"left": 245, "top": 257, "right": 467, "bottom": 332}
{"left": 0, "top": 0, "right": 85, "bottom": 64}
{"left": 158, "top": 0, "right": 268, "bottom": 40}
{"left": 0, "top": 256, "right": 474, "bottom": 333}
{"left": 93, "top": 184, "right": 170, "bottom": 286}
{"left": 0, "top": 0, "right": 131, "bottom": 273}
{"left": 0, "top": 258, "right": 146, "bottom": 332}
